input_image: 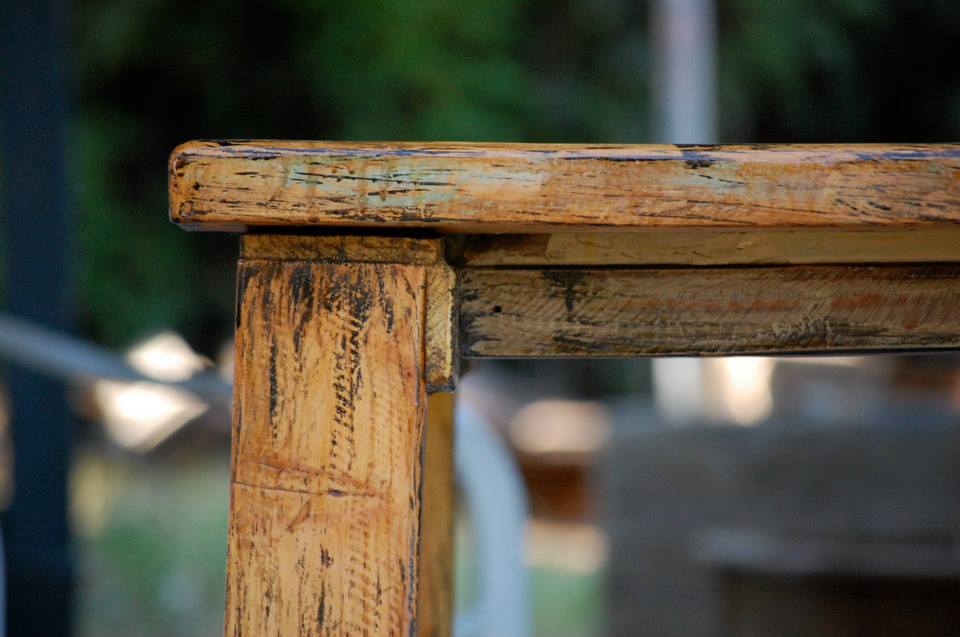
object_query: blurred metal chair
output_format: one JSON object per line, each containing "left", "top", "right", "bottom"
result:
{"left": 454, "top": 399, "right": 530, "bottom": 637}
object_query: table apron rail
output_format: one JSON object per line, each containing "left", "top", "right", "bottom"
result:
{"left": 458, "top": 263, "right": 960, "bottom": 357}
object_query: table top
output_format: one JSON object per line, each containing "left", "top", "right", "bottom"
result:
{"left": 169, "top": 140, "right": 960, "bottom": 233}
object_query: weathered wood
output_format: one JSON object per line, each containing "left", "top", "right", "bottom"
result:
{"left": 168, "top": 137, "right": 960, "bottom": 637}
{"left": 424, "top": 264, "right": 458, "bottom": 392}
{"left": 242, "top": 233, "right": 443, "bottom": 264}
{"left": 459, "top": 265, "right": 960, "bottom": 357}
{"left": 170, "top": 141, "right": 960, "bottom": 232}
{"left": 456, "top": 227, "right": 960, "bottom": 267}
{"left": 417, "top": 393, "right": 455, "bottom": 637}
{"left": 240, "top": 234, "right": 456, "bottom": 392}
{"left": 228, "top": 247, "right": 430, "bottom": 636}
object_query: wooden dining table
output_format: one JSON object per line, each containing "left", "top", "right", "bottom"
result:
{"left": 168, "top": 140, "right": 960, "bottom": 637}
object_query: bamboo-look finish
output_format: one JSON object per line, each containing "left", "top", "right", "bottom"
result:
{"left": 169, "top": 140, "right": 960, "bottom": 637}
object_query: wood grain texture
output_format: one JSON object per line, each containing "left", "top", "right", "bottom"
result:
{"left": 417, "top": 393, "right": 455, "bottom": 637}
{"left": 457, "top": 227, "right": 960, "bottom": 267}
{"left": 459, "top": 265, "right": 960, "bottom": 357}
{"left": 229, "top": 254, "right": 429, "bottom": 637}
{"left": 239, "top": 233, "right": 455, "bottom": 391}
{"left": 242, "top": 233, "right": 443, "bottom": 264}
{"left": 170, "top": 141, "right": 960, "bottom": 232}
{"left": 424, "top": 264, "right": 458, "bottom": 392}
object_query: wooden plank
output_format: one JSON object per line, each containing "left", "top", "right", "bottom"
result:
{"left": 425, "top": 264, "right": 458, "bottom": 392}
{"left": 459, "top": 265, "right": 960, "bottom": 357}
{"left": 242, "top": 233, "right": 443, "bottom": 264}
{"left": 457, "top": 227, "right": 960, "bottom": 267}
{"left": 228, "top": 251, "right": 429, "bottom": 636}
{"left": 169, "top": 141, "right": 960, "bottom": 232}
{"left": 417, "top": 392, "right": 455, "bottom": 637}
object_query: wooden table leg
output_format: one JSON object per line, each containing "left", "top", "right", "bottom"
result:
{"left": 226, "top": 236, "right": 454, "bottom": 636}
{"left": 418, "top": 392, "right": 455, "bottom": 637}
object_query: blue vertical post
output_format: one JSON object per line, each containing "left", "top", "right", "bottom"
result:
{"left": 0, "top": 0, "right": 75, "bottom": 634}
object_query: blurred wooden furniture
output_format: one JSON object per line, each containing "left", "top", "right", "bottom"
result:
{"left": 603, "top": 422, "right": 960, "bottom": 637}
{"left": 169, "top": 141, "right": 960, "bottom": 636}
{"left": 708, "top": 529, "right": 960, "bottom": 637}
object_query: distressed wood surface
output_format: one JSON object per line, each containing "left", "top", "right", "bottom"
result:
{"left": 459, "top": 265, "right": 960, "bottom": 357}
{"left": 170, "top": 141, "right": 960, "bottom": 232}
{"left": 424, "top": 264, "right": 458, "bottom": 391}
{"left": 417, "top": 393, "right": 455, "bottom": 637}
{"left": 456, "top": 227, "right": 960, "bottom": 267}
{"left": 239, "top": 234, "right": 456, "bottom": 391}
{"left": 229, "top": 249, "right": 429, "bottom": 636}
{"left": 242, "top": 233, "right": 444, "bottom": 264}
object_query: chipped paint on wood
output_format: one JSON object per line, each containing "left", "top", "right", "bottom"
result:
{"left": 459, "top": 265, "right": 960, "bottom": 357}
{"left": 169, "top": 141, "right": 960, "bottom": 232}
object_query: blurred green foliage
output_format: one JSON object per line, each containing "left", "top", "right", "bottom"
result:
{"left": 720, "top": 0, "right": 960, "bottom": 140}
{"left": 68, "top": 0, "right": 960, "bottom": 350}
{"left": 74, "top": 451, "right": 229, "bottom": 637}
{"left": 70, "top": 0, "right": 651, "bottom": 350}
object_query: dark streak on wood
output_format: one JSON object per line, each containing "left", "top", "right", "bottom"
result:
{"left": 542, "top": 270, "right": 586, "bottom": 315}
{"left": 459, "top": 264, "right": 960, "bottom": 357}
{"left": 317, "top": 582, "right": 325, "bottom": 630}
{"left": 268, "top": 340, "right": 279, "bottom": 424}
{"left": 241, "top": 234, "right": 444, "bottom": 264}
{"left": 228, "top": 247, "right": 431, "bottom": 637}
{"left": 170, "top": 141, "right": 960, "bottom": 233}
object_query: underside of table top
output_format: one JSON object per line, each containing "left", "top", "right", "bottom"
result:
{"left": 169, "top": 140, "right": 960, "bottom": 233}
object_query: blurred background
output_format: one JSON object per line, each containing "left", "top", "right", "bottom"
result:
{"left": 1, "top": 0, "right": 960, "bottom": 636}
